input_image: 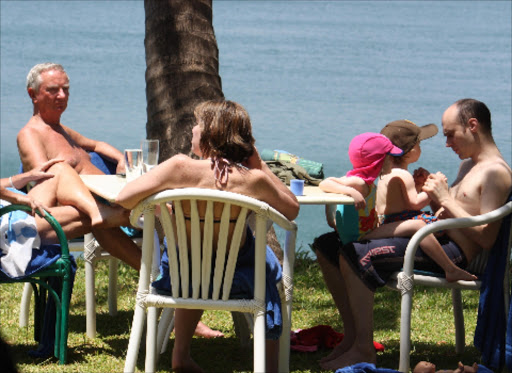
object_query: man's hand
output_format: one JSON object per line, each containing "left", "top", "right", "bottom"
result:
{"left": 422, "top": 172, "right": 450, "bottom": 205}
{"left": 116, "top": 157, "right": 126, "bottom": 175}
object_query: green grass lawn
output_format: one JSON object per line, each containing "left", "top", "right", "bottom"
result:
{"left": 0, "top": 249, "right": 482, "bottom": 372}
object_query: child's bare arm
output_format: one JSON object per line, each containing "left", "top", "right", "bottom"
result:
{"left": 319, "top": 177, "right": 367, "bottom": 209}
{"left": 396, "top": 170, "right": 431, "bottom": 210}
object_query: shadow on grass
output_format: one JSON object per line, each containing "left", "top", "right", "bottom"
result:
{"left": 61, "top": 309, "right": 134, "bottom": 340}
{"left": 407, "top": 341, "right": 481, "bottom": 369}
{"left": 132, "top": 336, "right": 258, "bottom": 372}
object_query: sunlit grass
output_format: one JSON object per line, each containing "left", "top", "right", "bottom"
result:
{"left": 1, "top": 251, "right": 482, "bottom": 372}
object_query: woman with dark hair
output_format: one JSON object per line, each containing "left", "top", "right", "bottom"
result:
{"left": 117, "top": 99, "right": 299, "bottom": 372}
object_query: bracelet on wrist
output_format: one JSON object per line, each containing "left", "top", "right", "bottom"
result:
{"left": 9, "top": 176, "right": 16, "bottom": 189}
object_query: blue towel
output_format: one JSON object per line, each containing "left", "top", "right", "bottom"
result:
{"left": 230, "top": 232, "right": 283, "bottom": 340}
{"left": 89, "top": 152, "right": 117, "bottom": 175}
{"left": 335, "top": 363, "right": 493, "bottom": 373}
{"left": 474, "top": 195, "right": 512, "bottom": 370}
{"left": 335, "top": 363, "right": 399, "bottom": 373}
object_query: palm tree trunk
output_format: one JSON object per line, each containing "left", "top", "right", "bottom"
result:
{"left": 144, "top": 0, "right": 223, "bottom": 161}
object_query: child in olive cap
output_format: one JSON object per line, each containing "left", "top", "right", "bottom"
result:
{"left": 365, "top": 119, "right": 477, "bottom": 282}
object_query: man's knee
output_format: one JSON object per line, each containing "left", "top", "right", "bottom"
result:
{"left": 313, "top": 231, "right": 342, "bottom": 267}
{"left": 48, "top": 161, "right": 76, "bottom": 174}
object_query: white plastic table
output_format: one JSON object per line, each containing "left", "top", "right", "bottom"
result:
{"left": 80, "top": 175, "right": 354, "bottom": 206}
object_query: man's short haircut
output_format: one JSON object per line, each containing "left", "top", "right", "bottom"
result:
{"left": 26, "top": 63, "right": 67, "bottom": 92}
{"left": 455, "top": 98, "right": 492, "bottom": 134}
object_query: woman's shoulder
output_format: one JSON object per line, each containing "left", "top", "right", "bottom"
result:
{"left": 170, "top": 153, "right": 192, "bottom": 162}
{"left": 166, "top": 154, "right": 208, "bottom": 169}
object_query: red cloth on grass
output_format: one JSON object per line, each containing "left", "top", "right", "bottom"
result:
{"left": 290, "top": 325, "right": 385, "bottom": 352}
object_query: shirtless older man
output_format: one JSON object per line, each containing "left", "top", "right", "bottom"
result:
{"left": 16, "top": 62, "right": 223, "bottom": 338}
{"left": 313, "top": 98, "right": 512, "bottom": 369}
{"left": 17, "top": 62, "right": 141, "bottom": 270}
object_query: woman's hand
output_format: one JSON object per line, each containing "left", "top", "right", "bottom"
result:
{"left": 242, "top": 146, "right": 263, "bottom": 170}
{"left": 16, "top": 193, "right": 49, "bottom": 216}
{"left": 28, "top": 158, "right": 64, "bottom": 183}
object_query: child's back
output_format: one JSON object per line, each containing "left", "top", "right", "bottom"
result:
{"left": 376, "top": 167, "right": 427, "bottom": 217}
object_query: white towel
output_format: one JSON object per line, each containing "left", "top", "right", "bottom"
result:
{"left": 0, "top": 200, "right": 41, "bottom": 277}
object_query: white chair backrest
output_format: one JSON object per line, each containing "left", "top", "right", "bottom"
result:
{"left": 130, "top": 188, "right": 296, "bottom": 302}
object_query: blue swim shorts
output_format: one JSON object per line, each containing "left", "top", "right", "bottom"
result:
{"left": 312, "top": 231, "right": 468, "bottom": 291}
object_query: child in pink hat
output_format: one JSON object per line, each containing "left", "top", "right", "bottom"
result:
{"left": 319, "top": 133, "right": 403, "bottom": 244}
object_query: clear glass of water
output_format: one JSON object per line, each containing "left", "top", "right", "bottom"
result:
{"left": 141, "top": 139, "right": 159, "bottom": 173}
{"left": 124, "top": 148, "right": 143, "bottom": 181}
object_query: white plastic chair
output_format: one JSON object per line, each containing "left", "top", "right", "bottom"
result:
{"left": 123, "top": 188, "right": 297, "bottom": 373}
{"left": 385, "top": 200, "right": 512, "bottom": 372}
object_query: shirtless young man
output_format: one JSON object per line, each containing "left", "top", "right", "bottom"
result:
{"left": 16, "top": 62, "right": 141, "bottom": 270}
{"left": 314, "top": 98, "right": 512, "bottom": 369}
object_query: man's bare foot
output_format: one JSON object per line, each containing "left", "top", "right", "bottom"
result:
{"left": 319, "top": 346, "right": 376, "bottom": 371}
{"left": 319, "top": 339, "right": 352, "bottom": 364}
{"left": 172, "top": 355, "right": 204, "bottom": 373}
{"left": 445, "top": 267, "right": 478, "bottom": 283}
{"left": 194, "top": 321, "right": 224, "bottom": 338}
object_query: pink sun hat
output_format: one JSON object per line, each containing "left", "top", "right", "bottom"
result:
{"left": 346, "top": 132, "right": 403, "bottom": 184}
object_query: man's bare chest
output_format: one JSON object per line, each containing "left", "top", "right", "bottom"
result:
{"left": 42, "top": 129, "right": 86, "bottom": 169}
{"left": 450, "top": 169, "right": 482, "bottom": 215}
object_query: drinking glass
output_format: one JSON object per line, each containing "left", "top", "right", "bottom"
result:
{"left": 124, "top": 149, "right": 143, "bottom": 181}
{"left": 141, "top": 139, "right": 159, "bottom": 173}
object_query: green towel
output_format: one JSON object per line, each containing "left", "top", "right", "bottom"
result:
{"left": 265, "top": 161, "right": 321, "bottom": 186}
{"left": 260, "top": 149, "right": 324, "bottom": 179}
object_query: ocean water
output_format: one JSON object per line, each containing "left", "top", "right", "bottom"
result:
{"left": 1, "top": 1, "right": 511, "bottom": 252}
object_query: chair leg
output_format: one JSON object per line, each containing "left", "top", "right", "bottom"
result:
{"left": 58, "top": 266, "right": 73, "bottom": 365}
{"left": 145, "top": 306, "right": 158, "bottom": 372}
{"left": 84, "top": 233, "right": 98, "bottom": 338}
{"left": 399, "top": 283, "right": 413, "bottom": 373}
{"left": 451, "top": 288, "right": 465, "bottom": 354}
{"left": 156, "top": 308, "right": 175, "bottom": 354}
{"left": 108, "top": 258, "right": 118, "bottom": 316}
{"left": 19, "top": 282, "right": 33, "bottom": 327}
{"left": 124, "top": 304, "right": 147, "bottom": 373}
{"left": 253, "top": 310, "right": 266, "bottom": 373}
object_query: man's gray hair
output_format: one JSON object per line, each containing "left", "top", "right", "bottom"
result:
{"left": 26, "top": 63, "right": 67, "bottom": 92}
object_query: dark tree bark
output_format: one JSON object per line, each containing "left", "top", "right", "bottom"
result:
{"left": 144, "top": 0, "right": 224, "bottom": 161}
